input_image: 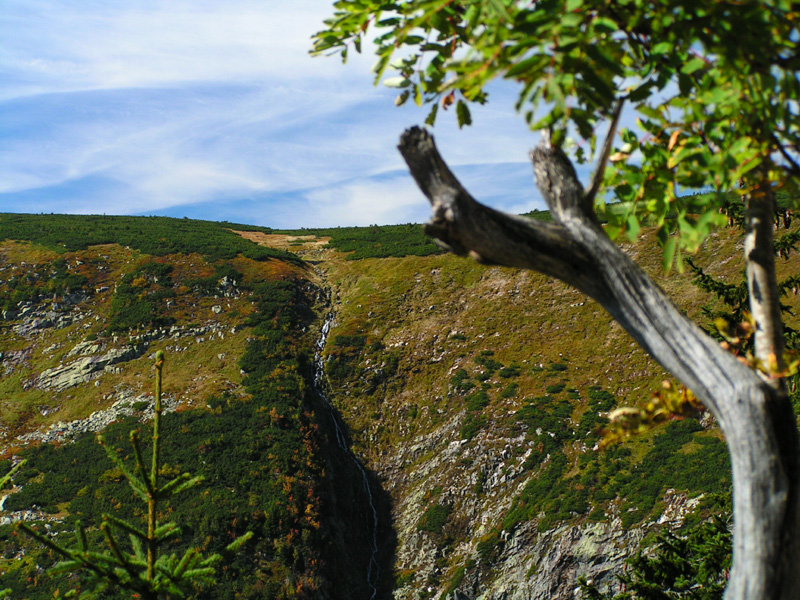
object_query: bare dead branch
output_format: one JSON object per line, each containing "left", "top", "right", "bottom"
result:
{"left": 584, "top": 98, "right": 625, "bottom": 210}
{"left": 398, "top": 126, "right": 800, "bottom": 600}
{"left": 745, "top": 181, "right": 787, "bottom": 378}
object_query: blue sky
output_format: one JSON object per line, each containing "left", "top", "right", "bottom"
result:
{"left": 0, "top": 1, "right": 584, "bottom": 229}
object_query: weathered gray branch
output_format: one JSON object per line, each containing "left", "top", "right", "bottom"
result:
{"left": 398, "top": 126, "right": 800, "bottom": 600}
{"left": 746, "top": 181, "right": 787, "bottom": 376}
{"left": 584, "top": 98, "right": 624, "bottom": 208}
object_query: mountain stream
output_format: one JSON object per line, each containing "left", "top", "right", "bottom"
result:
{"left": 313, "top": 311, "right": 380, "bottom": 599}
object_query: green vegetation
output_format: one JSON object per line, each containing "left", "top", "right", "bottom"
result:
{"left": 498, "top": 363, "right": 521, "bottom": 378}
{"left": 519, "top": 209, "right": 553, "bottom": 222}
{"left": 308, "top": 225, "right": 766, "bottom": 597}
{"left": 19, "top": 351, "right": 251, "bottom": 599}
{"left": 282, "top": 223, "right": 443, "bottom": 260}
{"left": 107, "top": 261, "right": 176, "bottom": 332}
{"left": 499, "top": 382, "right": 519, "bottom": 398}
{"left": 316, "top": 0, "right": 800, "bottom": 594}
{"left": 0, "top": 256, "right": 89, "bottom": 311}
{"left": 581, "top": 505, "right": 732, "bottom": 599}
{"left": 506, "top": 401, "right": 730, "bottom": 533}
{"left": 1, "top": 212, "right": 786, "bottom": 597}
{"left": 325, "top": 334, "right": 369, "bottom": 381}
{"left": 185, "top": 262, "right": 244, "bottom": 296}
{"left": 0, "top": 213, "right": 299, "bottom": 263}
{"left": 450, "top": 369, "right": 475, "bottom": 393}
{"left": 2, "top": 278, "right": 328, "bottom": 599}
{"left": 417, "top": 502, "right": 452, "bottom": 534}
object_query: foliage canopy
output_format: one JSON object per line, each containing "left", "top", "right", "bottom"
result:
{"left": 314, "top": 0, "right": 800, "bottom": 261}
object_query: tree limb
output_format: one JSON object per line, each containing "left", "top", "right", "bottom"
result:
{"left": 584, "top": 98, "right": 625, "bottom": 210}
{"left": 745, "top": 179, "right": 787, "bottom": 376}
{"left": 398, "top": 125, "right": 800, "bottom": 600}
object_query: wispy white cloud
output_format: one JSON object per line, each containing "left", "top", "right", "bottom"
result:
{"left": 300, "top": 174, "right": 427, "bottom": 228}
{"left": 1, "top": 0, "right": 369, "bottom": 99}
{"left": 0, "top": 0, "right": 561, "bottom": 226}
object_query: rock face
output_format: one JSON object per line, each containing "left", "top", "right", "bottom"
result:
{"left": 451, "top": 521, "right": 644, "bottom": 600}
{"left": 385, "top": 412, "right": 650, "bottom": 600}
{"left": 35, "top": 344, "right": 148, "bottom": 391}
{"left": 17, "top": 387, "right": 179, "bottom": 446}
{"left": 11, "top": 293, "right": 90, "bottom": 337}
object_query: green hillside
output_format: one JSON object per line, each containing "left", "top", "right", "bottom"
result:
{"left": 0, "top": 215, "right": 384, "bottom": 599}
{"left": 2, "top": 212, "right": 799, "bottom": 599}
{"left": 299, "top": 222, "right": 800, "bottom": 597}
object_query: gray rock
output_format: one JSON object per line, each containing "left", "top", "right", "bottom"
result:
{"left": 35, "top": 344, "right": 148, "bottom": 392}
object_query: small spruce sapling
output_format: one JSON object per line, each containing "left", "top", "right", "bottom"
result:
{"left": 19, "top": 350, "right": 252, "bottom": 599}
{"left": 0, "top": 459, "right": 25, "bottom": 599}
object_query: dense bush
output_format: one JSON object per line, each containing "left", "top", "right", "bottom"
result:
{"left": 581, "top": 506, "right": 732, "bottom": 599}
{"left": 107, "top": 260, "right": 176, "bottom": 332}
{"left": 417, "top": 503, "right": 452, "bottom": 534}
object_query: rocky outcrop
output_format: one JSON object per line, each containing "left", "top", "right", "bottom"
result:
{"left": 453, "top": 520, "right": 644, "bottom": 600}
{"left": 34, "top": 344, "right": 148, "bottom": 392}
{"left": 0, "top": 347, "right": 32, "bottom": 376}
{"left": 30, "top": 321, "right": 237, "bottom": 393}
{"left": 17, "top": 387, "right": 178, "bottom": 446}
{"left": 10, "top": 293, "right": 91, "bottom": 337}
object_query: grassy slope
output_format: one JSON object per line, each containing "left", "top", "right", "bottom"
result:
{"left": 307, "top": 223, "right": 800, "bottom": 594}
{"left": 4, "top": 213, "right": 800, "bottom": 598}
{"left": 0, "top": 216, "right": 373, "bottom": 599}
{"left": 0, "top": 243, "right": 270, "bottom": 437}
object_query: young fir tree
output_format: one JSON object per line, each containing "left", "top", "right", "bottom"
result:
{"left": 19, "top": 351, "right": 251, "bottom": 599}
{"left": 0, "top": 460, "right": 25, "bottom": 599}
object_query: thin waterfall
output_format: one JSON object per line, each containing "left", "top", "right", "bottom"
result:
{"left": 313, "top": 311, "right": 380, "bottom": 599}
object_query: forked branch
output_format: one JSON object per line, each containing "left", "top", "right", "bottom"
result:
{"left": 398, "top": 125, "right": 800, "bottom": 600}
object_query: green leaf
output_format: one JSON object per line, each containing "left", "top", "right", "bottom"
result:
{"left": 663, "top": 237, "right": 677, "bottom": 272}
{"left": 636, "top": 104, "right": 663, "bottom": 120}
{"left": 383, "top": 76, "right": 410, "bottom": 88}
{"left": 651, "top": 42, "right": 672, "bottom": 56}
{"left": 668, "top": 144, "right": 699, "bottom": 169}
{"left": 629, "top": 80, "right": 655, "bottom": 102}
{"left": 425, "top": 103, "right": 439, "bottom": 126}
{"left": 592, "top": 16, "right": 617, "bottom": 33}
{"left": 605, "top": 223, "right": 623, "bottom": 240}
{"left": 456, "top": 100, "right": 472, "bottom": 128}
{"left": 507, "top": 56, "right": 545, "bottom": 78}
{"left": 487, "top": 0, "right": 511, "bottom": 18}
{"left": 656, "top": 225, "right": 669, "bottom": 247}
{"left": 402, "top": 35, "right": 425, "bottom": 46}
{"left": 681, "top": 57, "right": 706, "bottom": 75}
{"left": 625, "top": 214, "right": 641, "bottom": 243}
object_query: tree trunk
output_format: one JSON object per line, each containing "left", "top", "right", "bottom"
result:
{"left": 397, "top": 126, "right": 800, "bottom": 600}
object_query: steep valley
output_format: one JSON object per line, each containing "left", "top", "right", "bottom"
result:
{"left": 2, "top": 214, "right": 799, "bottom": 598}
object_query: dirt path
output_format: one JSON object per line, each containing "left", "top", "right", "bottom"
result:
{"left": 232, "top": 230, "right": 330, "bottom": 254}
